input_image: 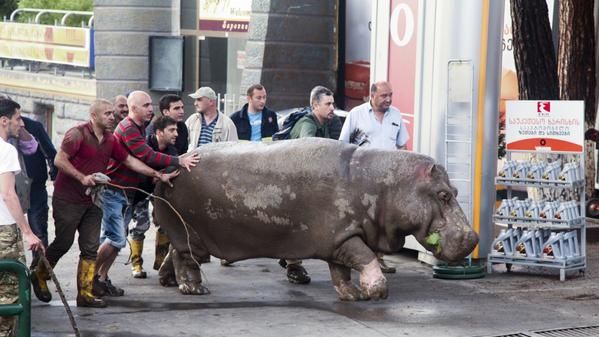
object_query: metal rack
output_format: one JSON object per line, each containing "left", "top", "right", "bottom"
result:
{"left": 487, "top": 152, "right": 586, "bottom": 281}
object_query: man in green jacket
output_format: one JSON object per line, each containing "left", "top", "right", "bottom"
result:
{"left": 290, "top": 86, "right": 336, "bottom": 139}
{"left": 284, "top": 85, "right": 336, "bottom": 285}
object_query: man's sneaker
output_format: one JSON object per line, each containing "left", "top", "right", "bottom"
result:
{"left": 93, "top": 276, "right": 125, "bottom": 297}
{"left": 286, "top": 264, "right": 311, "bottom": 284}
{"left": 92, "top": 275, "right": 106, "bottom": 297}
{"left": 104, "top": 278, "right": 125, "bottom": 296}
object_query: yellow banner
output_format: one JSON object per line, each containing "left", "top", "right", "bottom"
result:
{"left": 0, "top": 22, "right": 89, "bottom": 47}
{"left": 0, "top": 40, "right": 90, "bottom": 67}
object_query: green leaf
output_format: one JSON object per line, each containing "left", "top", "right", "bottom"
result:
{"left": 426, "top": 232, "right": 441, "bottom": 246}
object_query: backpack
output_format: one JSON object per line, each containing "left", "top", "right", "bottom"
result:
{"left": 272, "top": 107, "right": 312, "bottom": 141}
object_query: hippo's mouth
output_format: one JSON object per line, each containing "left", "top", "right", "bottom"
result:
{"left": 424, "top": 231, "right": 442, "bottom": 254}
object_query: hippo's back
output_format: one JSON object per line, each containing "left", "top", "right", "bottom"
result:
{"left": 192, "top": 138, "right": 356, "bottom": 180}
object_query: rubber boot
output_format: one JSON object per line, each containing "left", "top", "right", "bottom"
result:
{"left": 76, "top": 259, "right": 107, "bottom": 308}
{"left": 153, "top": 230, "right": 170, "bottom": 271}
{"left": 130, "top": 239, "right": 147, "bottom": 278}
{"left": 30, "top": 258, "right": 52, "bottom": 303}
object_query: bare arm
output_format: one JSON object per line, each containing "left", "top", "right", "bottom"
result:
{"left": 0, "top": 172, "right": 43, "bottom": 252}
{"left": 54, "top": 149, "right": 96, "bottom": 186}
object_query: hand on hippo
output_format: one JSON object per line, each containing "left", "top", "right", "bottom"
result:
{"left": 178, "top": 152, "right": 200, "bottom": 172}
{"left": 158, "top": 169, "right": 180, "bottom": 187}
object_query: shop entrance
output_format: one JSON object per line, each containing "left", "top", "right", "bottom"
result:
{"left": 198, "top": 37, "right": 247, "bottom": 115}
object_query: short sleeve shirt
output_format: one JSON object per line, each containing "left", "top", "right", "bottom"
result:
{"left": 53, "top": 121, "right": 129, "bottom": 204}
{"left": 338, "top": 102, "right": 409, "bottom": 150}
{"left": 0, "top": 138, "right": 21, "bottom": 226}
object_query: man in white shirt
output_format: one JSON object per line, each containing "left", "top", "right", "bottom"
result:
{"left": 339, "top": 81, "right": 409, "bottom": 150}
{"left": 338, "top": 81, "right": 410, "bottom": 273}
{"left": 0, "top": 99, "right": 44, "bottom": 336}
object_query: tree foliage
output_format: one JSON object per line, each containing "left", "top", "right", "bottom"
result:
{"left": 15, "top": 0, "right": 93, "bottom": 26}
{"left": 0, "top": 0, "right": 19, "bottom": 20}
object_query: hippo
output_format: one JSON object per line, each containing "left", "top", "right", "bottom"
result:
{"left": 153, "top": 138, "right": 478, "bottom": 301}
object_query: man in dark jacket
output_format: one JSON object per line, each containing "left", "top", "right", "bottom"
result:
{"left": 22, "top": 117, "right": 57, "bottom": 255}
{"left": 231, "top": 84, "right": 278, "bottom": 141}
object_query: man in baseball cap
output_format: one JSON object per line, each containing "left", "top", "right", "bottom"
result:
{"left": 188, "top": 87, "right": 217, "bottom": 101}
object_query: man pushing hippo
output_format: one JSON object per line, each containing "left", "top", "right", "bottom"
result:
{"left": 153, "top": 138, "right": 478, "bottom": 300}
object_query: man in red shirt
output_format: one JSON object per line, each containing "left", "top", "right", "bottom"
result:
{"left": 30, "top": 99, "right": 179, "bottom": 308}
{"left": 94, "top": 91, "right": 198, "bottom": 298}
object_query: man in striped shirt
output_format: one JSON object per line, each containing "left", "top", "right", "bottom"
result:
{"left": 94, "top": 91, "right": 199, "bottom": 297}
{"left": 185, "top": 86, "right": 238, "bottom": 151}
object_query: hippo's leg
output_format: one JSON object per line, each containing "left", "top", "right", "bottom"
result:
{"left": 328, "top": 262, "right": 364, "bottom": 301}
{"left": 158, "top": 246, "right": 177, "bottom": 287}
{"left": 333, "top": 236, "right": 387, "bottom": 300}
{"left": 171, "top": 247, "right": 210, "bottom": 295}
{"left": 154, "top": 201, "right": 210, "bottom": 295}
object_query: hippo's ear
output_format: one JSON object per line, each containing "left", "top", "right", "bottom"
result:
{"left": 417, "top": 163, "right": 436, "bottom": 180}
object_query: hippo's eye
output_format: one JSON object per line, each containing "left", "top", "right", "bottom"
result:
{"left": 438, "top": 191, "right": 451, "bottom": 202}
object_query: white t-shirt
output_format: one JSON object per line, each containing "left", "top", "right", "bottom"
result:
{"left": 339, "top": 102, "right": 409, "bottom": 150}
{"left": 0, "top": 138, "right": 21, "bottom": 226}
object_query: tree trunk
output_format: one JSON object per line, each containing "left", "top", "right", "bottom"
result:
{"left": 510, "top": 0, "right": 559, "bottom": 100}
{"left": 557, "top": 0, "right": 596, "bottom": 197}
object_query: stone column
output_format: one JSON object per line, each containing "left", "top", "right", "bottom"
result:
{"left": 94, "top": 0, "right": 179, "bottom": 103}
{"left": 241, "top": 0, "right": 338, "bottom": 110}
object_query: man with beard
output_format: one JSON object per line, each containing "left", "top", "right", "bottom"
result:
{"left": 30, "top": 99, "right": 179, "bottom": 308}
{"left": 113, "top": 95, "right": 129, "bottom": 127}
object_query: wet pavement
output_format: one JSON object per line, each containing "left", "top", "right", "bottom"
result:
{"left": 28, "top": 212, "right": 599, "bottom": 337}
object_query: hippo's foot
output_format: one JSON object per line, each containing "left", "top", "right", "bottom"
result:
{"left": 359, "top": 259, "right": 388, "bottom": 300}
{"left": 159, "top": 275, "right": 178, "bottom": 287}
{"left": 334, "top": 280, "right": 366, "bottom": 301}
{"left": 178, "top": 281, "right": 210, "bottom": 295}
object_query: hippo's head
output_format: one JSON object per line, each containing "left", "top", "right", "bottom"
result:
{"left": 397, "top": 162, "right": 479, "bottom": 262}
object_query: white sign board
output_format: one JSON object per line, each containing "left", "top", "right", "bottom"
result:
{"left": 505, "top": 100, "right": 584, "bottom": 153}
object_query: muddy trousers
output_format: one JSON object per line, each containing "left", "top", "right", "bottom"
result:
{"left": 46, "top": 198, "right": 102, "bottom": 264}
{"left": 0, "top": 224, "right": 25, "bottom": 337}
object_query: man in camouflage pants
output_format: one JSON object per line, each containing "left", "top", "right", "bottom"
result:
{"left": 0, "top": 99, "right": 44, "bottom": 336}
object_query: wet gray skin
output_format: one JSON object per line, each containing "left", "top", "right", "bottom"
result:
{"left": 154, "top": 138, "right": 478, "bottom": 300}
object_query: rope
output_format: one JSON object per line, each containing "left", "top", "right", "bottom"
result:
{"left": 101, "top": 181, "right": 205, "bottom": 278}
{"left": 39, "top": 256, "right": 80, "bottom": 337}
{"left": 37, "top": 179, "right": 205, "bottom": 337}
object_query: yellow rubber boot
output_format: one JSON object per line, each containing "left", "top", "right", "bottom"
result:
{"left": 153, "top": 230, "right": 170, "bottom": 271}
{"left": 130, "top": 239, "right": 147, "bottom": 278}
{"left": 76, "top": 259, "right": 106, "bottom": 308}
{"left": 30, "top": 259, "right": 52, "bottom": 302}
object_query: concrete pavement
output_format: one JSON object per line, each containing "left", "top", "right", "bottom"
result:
{"left": 27, "top": 206, "right": 599, "bottom": 337}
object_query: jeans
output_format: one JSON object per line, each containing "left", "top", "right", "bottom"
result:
{"left": 100, "top": 188, "right": 133, "bottom": 250}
